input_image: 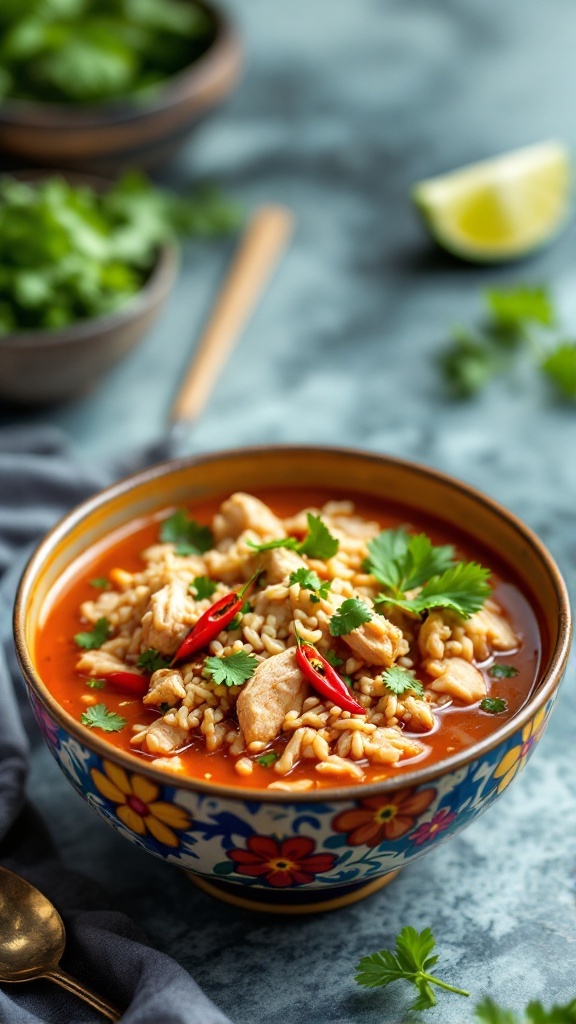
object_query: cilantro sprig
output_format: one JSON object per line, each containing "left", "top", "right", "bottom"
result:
{"left": 74, "top": 617, "right": 110, "bottom": 650}
{"left": 488, "top": 664, "right": 518, "bottom": 679}
{"left": 137, "top": 648, "right": 171, "bottom": 674}
{"left": 480, "top": 697, "right": 508, "bottom": 714}
{"left": 364, "top": 528, "right": 456, "bottom": 596}
{"left": 475, "top": 997, "right": 576, "bottom": 1023}
{"left": 248, "top": 514, "right": 339, "bottom": 560}
{"left": 289, "top": 567, "right": 332, "bottom": 602}
{"left": 355, "top": 926, "right": 469, "bottom": 1011}
{"left": 190, "top": 576, "right": 218, "bottom": 601}
{"left": 256, "top": 752, "right": 280, "bottom": 767}
{"left": 329, "top": 598, "right": 373, "bottom": 636}
{"left": 382, "top": 665, "right": 425, "bottom": 698}
{"left": 160, "top": 509, "right": 213, "bottom": 556}
{"left": 80, "top": 703, "right": 127, "bottom": 733}
{"left": 204, "top": 651, "right": 258, "bottom": 688}
{"left": 380, "top": 561, "right": 492, "bottom": 619}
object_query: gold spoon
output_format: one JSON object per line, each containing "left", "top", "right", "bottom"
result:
{"left": 0, "top": 866, "right": 121, "bottom": 1021}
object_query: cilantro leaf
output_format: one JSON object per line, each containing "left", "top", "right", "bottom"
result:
{"left": 159, "top": 509, "right": 213, "bottom": 555}
{"left": 486, "top": 286, "right": 555, "bottom": 329}
{"left": 299, "top": 514, "right": 339, "bottom": 560}
{"left": 86, "top": 678, "right": 106, "bottom": 690}
{"left": 80, "top": 703, "right": 126, "bottom": 733}
{"left": 364, "top": 528, "right": 455, "bottom": 596}
{"left": 355, "top": 926, "right": 469, "bottom": 1011}
{"left": 289, "top": 567, "right": 332, "bottom": 602}
{"left": 325, "top": 648, "right": 344, "bottom": 668}
{"left": 480, "top": 697, "right": 508, "bottom": 714}
{"left": 89, "top": 577, "right": 110, "bottom": 589}
{"left": 474, "top": 998, "right": 520, "bottom": 1024}
{"left": 438, "top": 326, "right": 506, "bottom": 398}
{"left": 137, "top": 648, "right": 171, "bottom": 673}
{"left": 382, "top": 561, "right": 491, "bottom": 619}
{"left": 74, "top": 617, "right": 110, "bottom": 650}
{"left": 525, "top": 999, "right": 576, "bottom": 1024}
{"left": 190, "top": 576, "right": 217, "bottom": 601}
{"left": 382, "top": 665, "right": 425, "bottom": 698}
{"left": 248, "top": 514, "right": 339, "bottom": 560}
{"left": 256, "top": 752, "right": 280, "bottom": 767}
{"left": 204, "top": 651, "right": 258, "bottom": 688}
{"left": 228, "top": 601, "right": 251, "bottom": 631}
{"left": 329, "top": 598, "right": 372, "bottom": 637}
{"left": 489, "top": 664, "right": 518, "bottom": 679}
{"left": 541, "top": 343, "right": 576, "bottom": 399}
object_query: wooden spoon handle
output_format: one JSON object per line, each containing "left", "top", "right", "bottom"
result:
{"left": 169, "top": 204, "right": 294, "bottom": 424}
{"left": 46, "top": 967, "right": 121, "bottom": 1021}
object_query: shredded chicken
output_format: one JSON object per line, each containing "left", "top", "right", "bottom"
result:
{"left": 143, "top": 668, "right": 186, "bottom": 707}
{"left": 140, "top": 580, "right": 197, "bottom": 656}
{"left": 427, "top": 657, "right": 487, "bottom": 704}
{"left": 237, "top": 648, "right": 308, "bottom": 748}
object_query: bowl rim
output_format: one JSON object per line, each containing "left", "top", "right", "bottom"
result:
{"left": 14, "top": 444, "right": 573, "bottom": 804}
{"left": 0, "top": 0, "right": 239, "bottom": 127}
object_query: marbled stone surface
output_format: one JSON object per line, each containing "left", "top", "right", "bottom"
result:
{"left": 3, "top": 0, "right": 576, "bottom": 1019}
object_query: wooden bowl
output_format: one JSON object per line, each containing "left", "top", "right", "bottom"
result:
{"left": 13, "top": 448, "right": 572, "bottom": 912}
{"left": 0, "top": 1, "right": 242, "bottom": 173}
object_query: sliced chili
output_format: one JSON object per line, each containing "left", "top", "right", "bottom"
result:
{"left": 100, "top": 671, "right": 148, "bottom": 698}
{"left": 296, "top": 642, "right": 365, "bottom": 715}
{"left": 172, "top": 570, "right": 260, "bottom": 665}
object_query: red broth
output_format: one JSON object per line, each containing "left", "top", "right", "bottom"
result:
{"left": 34, "top": 489, "right": 542, "bottom": 790}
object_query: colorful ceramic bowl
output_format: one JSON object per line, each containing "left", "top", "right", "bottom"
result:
{"left": 13, "top": 448, "right": 572, "bottom": 913}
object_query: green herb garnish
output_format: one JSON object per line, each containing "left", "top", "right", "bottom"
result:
{"left": 475, "top": 996, "right": 576, "bottom": 1023}
{"left": 86, "top": 679, "right": 106, "bottom": 690}
{"left": 80, "top": 703, "right": 126, "bottom": 733}
{"left": 248, "top": 514, "right": 339, "bottom": 560}
{"left": 159, "top": 702, "right": 172, "bottom": 715}
{"left": 190, "top": 576, "right": 218, "bottom": 601}
{"left": 541, "top": 343, "right": 576, "bottom": 399}
{"left": 227, "top": 601, "right": 251, "bottom": 632}
{"left": 159, "top": 509, "right": 213, "bottom": 556}
{"left": 137, "top": 648, "right": 171, "bottom": 674}
{"left": 325, "top": 649, "right": 344, "bottom": 668}
{"left": 89, "top": 578, "right": 110, "bottom": 590}
{"left": 288, "top": 567, "right": 332, "bottom": 602}
{"left": 480, "top": 697, "right": 508, "bottom": 714}
{"left": 364, "top": 528, "right": 456, "bottom": 596}
{"left": 204, "top": 652, "right": 258, "bottom": 688}
{"left": 354, "top": 926, "right": 469, "bottom": 1011}
{"left": 256, "top": 752, "right": 280, "bottom": 767}
{"left": 382, "top": 665, "right": 425, "bottom": 697}
{"left": 329, "top": 598, "right": 373, "bottom": 637}
{"left": 488, "top": 664, "right": 518, "bottom": 679}
{"left": 380, "top": 561, "right": 491, "bottom": 620}
{"left": 74, "top": 617, "right": 110, "bottom": 650}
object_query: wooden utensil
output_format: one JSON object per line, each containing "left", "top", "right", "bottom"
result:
{"left": 169, "top": 204, "right": 294, "bottom": 423}
{"left": 0, "top": 866, "right": 120, "bottom": 1021}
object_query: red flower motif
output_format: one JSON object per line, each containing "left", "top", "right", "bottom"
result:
{"left": 332, "top": 787, "right": 436, "bottom": 847}
{"left": 227, "top": 835, "right": 337, "bottom": 888}
{"left": 410, "top": 808, "right": 456, "bottom": 846}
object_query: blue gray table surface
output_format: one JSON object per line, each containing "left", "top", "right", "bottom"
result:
{"left": 2, "top": 1, "right": 576, "bottom": 1020}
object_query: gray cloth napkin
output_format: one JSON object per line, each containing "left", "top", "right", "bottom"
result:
{"left": 0, "top": 426, "right": 232, "bottom": 1024}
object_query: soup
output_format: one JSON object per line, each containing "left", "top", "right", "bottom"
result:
{"left": 35, "top": 489, "right": 541, "bottom": 792}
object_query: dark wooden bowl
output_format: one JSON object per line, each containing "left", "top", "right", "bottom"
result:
{"left": 0, "top": 0, "right": 242, "bottom": 173}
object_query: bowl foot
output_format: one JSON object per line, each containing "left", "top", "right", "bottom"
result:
{"left": 186, "top": 870, "right": 400, "bottom": 914}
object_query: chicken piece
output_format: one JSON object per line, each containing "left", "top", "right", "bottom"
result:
{"left": 263, "top": 547, "right": 307, "bottom": 585}
{"left": 343, "top": 612, "right": 409, "bottom": 667}
{"left": 428, "top": 657, "right": 486, "bottom": 704}
{"left": 212, "top": 492, "right": 286, "bottom": 542}
{"left": 204, "top": 535, "right": 258, "bottom": 584}
{"left": 140, "top": 580, "right": 197, "bottom": 656}
{"left": 76, "top": 649, "right": 127, "bottom": 677}
{"left": 143, "top": 720, "right": 189, "bottom": 755}
{"left": 237, "top": 648, "right": 307, "bottom": 748}
{"left": 143, "top": 668, "right": 186, "bottom": 707}
{"left": 464, "top": 606, "right": 519, "bottom": 661}
{"left": 399, "top": 695, "right": 435, "bottom": 732}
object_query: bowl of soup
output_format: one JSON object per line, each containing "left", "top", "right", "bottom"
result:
{"left": 13, "top": 447, "right": 571, "bottom": 913}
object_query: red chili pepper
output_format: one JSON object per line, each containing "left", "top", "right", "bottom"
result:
{"left": 101, "top": 671, "right": 149, "bottom": 698}
{"left": 295, "top": 642, "right": 365, "bottom": 715}
{"left": 172, "top": 571, "right": 260, "bottom": 665}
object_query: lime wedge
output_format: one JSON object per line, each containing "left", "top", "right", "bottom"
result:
{"left": 412, "top": 141, "right": 572, "bottom": 261}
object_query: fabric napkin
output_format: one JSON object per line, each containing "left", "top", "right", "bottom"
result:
{"left": 0, "top": 426, "right": 233, "bottom": 1024}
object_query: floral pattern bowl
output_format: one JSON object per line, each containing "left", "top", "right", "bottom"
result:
{"left": 14, "top": 447, "right": 572, "bottom": 913}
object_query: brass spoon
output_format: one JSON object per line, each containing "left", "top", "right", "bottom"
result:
{"left": 0, "top": 866, "right": 121, "bottom": 1021}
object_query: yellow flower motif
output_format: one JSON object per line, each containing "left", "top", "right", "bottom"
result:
{"left": 492, "top": 707, "right": 548, "bottom": 794}
{"left": 91, "top": 760, "right": 191, "bottom": 848}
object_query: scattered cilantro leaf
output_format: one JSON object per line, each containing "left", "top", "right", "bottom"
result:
{"left": 381, "top": 561, "right": 491, "bottom": 619}
{"left": 329, "top": 598, "right": 373, "bottom": 637}
{"left": 480, "top": 697, "right": 508, "bottom": 714}
{"left": 289, "top": 567, "right": 332, "bottom": 603}
{"left": 439, "top": 326, "right": 506, "bottom": 398}
{"left": 474, "top": 997, "right": 520, "bottom": 1024}
{"left": 382, "top": 665, "right": 425, "bottom": 697}
{"left": 488, "top": 664, "right": 518, "bottom": 679}
{"left": 89, "top": 577, "right": 110, "bottom": 590}
{"left": 86, "top": 678, "right": 105, "bottom": 690}
{"left": 74, "top": 616, "right": 110, "bottom": 650}
{"left": 541, "top": 343, "right": 576, "bottom": 399}
{"left": 354, "top": 926, "right": 469, "bottom": 1011}
{"left": 159, "top": 509, "right": 213, "bottom": 555}
{"left": 364, "top": 528, "right": 455, "bottom": 596}
{"left": 486, "top": 286, "right": 554, "bottom": 330}
{"left": 204, "top": 651, "right": 258, "bottom": 688}
{"left": 325, "top": 648, "right": 344, "bottom": 668}
{"left": 248, "top": 514, "right": 339, "bottom": 560}
{"left": 256, "top": 752, "right": 280, "bottom": 767}
{"left": 137, "top": 648, "right": 171, "bottom": 673}
{"left": 80, "top": 703, "right": 126, "bottom": 732}
{"left": 228, "top": 602, "right": 251, "bottom": 631}
{"left": 190, "top": 576, "right": 217, "bottom": 601}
